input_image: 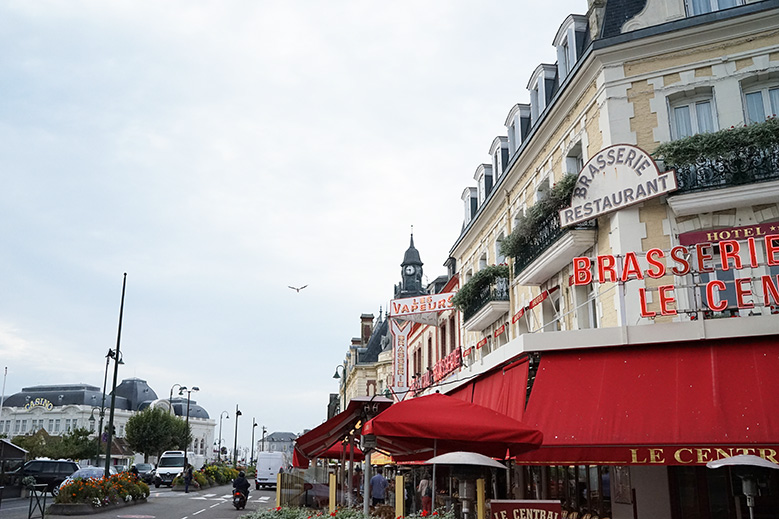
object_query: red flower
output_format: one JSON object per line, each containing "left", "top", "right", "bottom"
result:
{"left": 421, "top": 511, "right": 430, "bottom": 517}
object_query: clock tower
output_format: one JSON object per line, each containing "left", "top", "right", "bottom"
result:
{"left": 395, "top": 233, "right": 424, "bottom": 298}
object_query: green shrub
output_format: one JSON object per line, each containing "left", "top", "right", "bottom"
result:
{"left": 451, "top": 264, "right": 510, "bottom": 312}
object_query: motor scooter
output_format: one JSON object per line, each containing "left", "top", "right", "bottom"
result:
{"left": 233, "top": 489, "right": 248, "bottom": 509}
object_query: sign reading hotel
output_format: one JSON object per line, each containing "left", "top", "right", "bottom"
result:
{"left": 390, "top": 292, "right": 456, "bottom": 318}
{"left": 560, "top": 144, "right": 677, "bottom": 227}
{"left": 490, "top": 500, "right": 562, "bottom": 519}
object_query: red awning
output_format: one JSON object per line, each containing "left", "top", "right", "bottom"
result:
{"left": 293, "top": 396, "right": 392, "bottom": 468}
{"left": 447, "top": 357, "right": 529, "bottom": 420}
{"left": 362, "top": 392, "right": 543, "bottom": 461}
{"left": 516, "top": 335, "right": 779, "bottom": 465}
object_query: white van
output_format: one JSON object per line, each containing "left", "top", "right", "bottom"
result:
{"left": 153, "top": 450, "right": 196, "bottom": 488}
{"left": 255, "top": 452, "right": 286, "bottom": 489}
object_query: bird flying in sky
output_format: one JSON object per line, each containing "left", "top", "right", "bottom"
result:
{"left": 288, "top": 285, "right": 308, "bottom": 292}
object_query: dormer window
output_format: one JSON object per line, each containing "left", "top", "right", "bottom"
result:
{"left": 686, "top": 0, "right": 741, "bottom": 16}
{"left": 461, "top": 187, "right": 478, "bottom": 225}
{"left": 554, "top": 15, "right": 588, "bottom": 81}
{"left": 474, "top": 164, "right": 494, "bottom": 204}
{"left": 489, "top": 137, "right": 510, "bottom": 180}
{"left": 505, "top": 104, "right": 531, "bottom": 155}
{"left": 527, "top": 64, "right": 558, "bottom": 124}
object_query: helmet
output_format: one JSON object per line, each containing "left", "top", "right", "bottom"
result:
{"left": 239, "top": 471, "right": 246, "bottom": 477}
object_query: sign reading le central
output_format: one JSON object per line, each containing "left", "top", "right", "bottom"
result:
{"left": 559, "top": 144, "right": 677, "bottom": 227}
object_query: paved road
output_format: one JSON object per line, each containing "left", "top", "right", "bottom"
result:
{"left": 0, "top": 485, "right": 277, "bottom": 519}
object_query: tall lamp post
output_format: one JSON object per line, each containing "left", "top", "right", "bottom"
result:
{"left": 218, "top": 411, "right": 229, "bottom": 462}
{"left": 333, "top": 365, "right": 346, "bottom": 413}
{"left": 105, "top": 273, "right": 127, "bottom": 478}
{"left": 250, "top": 419, "right": 258, "bottom": 466}
{"left": 261, "top": 426, "right": 267, "bottom": 452}
{"left": 233, "top": 405, "right": 242, "bottom": 466}
{"left": 179, "top": 386, "right": 200, "bottom": 469}
{"left": 94, "top": 349, "right": 123, "bottom": 467}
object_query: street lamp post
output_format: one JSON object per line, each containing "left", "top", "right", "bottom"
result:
{"left": 261, "top": 426, "right": 267, "bottom": 452}
{"left": 218, "top": 411, "right": 229, "bottom": 462}
{"left": 233, "top": 405, "right": 242, "bottom": 466}
{"left": 96, "top": 349, "right": 123, "bottom": 468}
{"left": 105, "top": 273, "right": 127, "bottom": 478}
{"left": 250, "top": 419, "right": 258, "bottom": 466}
{"left": 169, "top": 384, "right": 184, "bottom": 415}
{"left": 333, "top": 365, "right": 347, "bottom": 413}
{"left": 179, "top": 386, "right": 200, "bottom": 469}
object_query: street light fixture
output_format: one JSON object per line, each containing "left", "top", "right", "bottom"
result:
{"left": 218, "top": 411, "right": 229, "bottom": 462}
{"left": 233, "top": 405, "right": 242, "bottom": 466}
{"left": 178, "top": 386, "right": 200, "bottom": 469}
{"left": 105, "top": 273, "right": 127, "bottom": 478}
{"left": 95, "top": 349, "right": 123, "bottom": 468}
{"left": 261, "top": 425, "right": 267, "bottom": 452}
{"left": 333, "top": 365, "right": 347, "bottom": 413}
{"left": 169, "top": 384, "right": 184, "bottom": 415}
{"left": 250, "top": 419, "right": 258, "bottom": 466}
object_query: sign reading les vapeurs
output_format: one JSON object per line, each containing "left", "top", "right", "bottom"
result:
{"left": 560, "top": 144, "right": 677, "bottom": 227}
{"left": 490, "top": 500, "right": 562, "bottom": 519}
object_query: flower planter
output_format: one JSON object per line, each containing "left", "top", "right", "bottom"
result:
{"left": 48, "top": 497, "right": 147, "bottom": 516}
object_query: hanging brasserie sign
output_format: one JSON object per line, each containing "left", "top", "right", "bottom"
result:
{"left": 559, "top": 144, "right": 677, "bottom": 227}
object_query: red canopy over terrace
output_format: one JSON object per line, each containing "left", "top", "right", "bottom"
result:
{"left": 362, "top": 392, "right": 543, "bottom": 461}
{"left": 293, "top": 396, "right": 392, "bottom": 468}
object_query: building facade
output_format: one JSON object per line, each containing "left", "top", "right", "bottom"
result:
{"left": 433, "top": 1, "right": 779, "bottom": 518}
{"left": 0, "top": 378, "right": 217, "bottom": 467}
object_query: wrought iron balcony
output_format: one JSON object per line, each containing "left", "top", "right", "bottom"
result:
{"left": 671, "top": 144, "right": 779, "bottom": 195}
{"left": 513, "top": 211, "right": 597, "bottom": 279}
{"left": 463, "top": 277, "right": 509, "bottom": 328}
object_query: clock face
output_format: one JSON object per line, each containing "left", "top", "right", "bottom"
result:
{"left": 404, "top": 265, "right": 415, "bottom": 276}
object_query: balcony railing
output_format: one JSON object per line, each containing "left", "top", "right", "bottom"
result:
{"left": 463, "top": 277, "right": 509, "bottom": 323}
{"left": 513, "top": 212, "right": 597, "bottom": 276}
{"left": 671, "top": 144, "right": 779, "bottom": 195}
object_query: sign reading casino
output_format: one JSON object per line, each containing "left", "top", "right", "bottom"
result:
{"left": 559, "top": 144, "right": 677, "bottom": 227}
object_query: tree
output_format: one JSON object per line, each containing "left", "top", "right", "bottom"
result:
{"left": 125, "top": 407, "right": 192, "bottom": 461}
{"left": 52, "top": 427, "right": 98, "bottom": 460}
{"left": 12, "top": 429, "right": 49, "bottom": 459}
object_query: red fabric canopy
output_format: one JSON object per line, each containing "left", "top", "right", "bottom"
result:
{"left": 516, "top": 335, "right": 779, "bottom": 465}
{"left": 448, "top": 357, "right": 530, "bottom": 420}
{"left": 362, "top": 392, "right": 543, "bottom": 460}
{"left": 293, "top": 396, "right": 392, "bottom": 468}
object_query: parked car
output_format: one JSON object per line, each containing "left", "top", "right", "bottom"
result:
{"left": 56, "top": 466, "right": 118, "bottom": 496}
{"left": 10, "top": 459, "right": 80, "bottom": 496}
{"left": 135, "top": 463, "right": 155, "bottom": 484}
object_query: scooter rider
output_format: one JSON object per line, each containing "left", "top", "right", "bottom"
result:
{"left": 233, "top": 471, "right": 251, "bottom": 496}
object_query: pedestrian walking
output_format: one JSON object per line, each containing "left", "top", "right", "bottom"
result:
{"left": 184, "top": 464, "right": 194, "bottom": 493}
{"left": 418, "top": 472, "right": 432, "bottom": 513}
{"left": 369, "top": 467, "right": 389, "bottom": 506}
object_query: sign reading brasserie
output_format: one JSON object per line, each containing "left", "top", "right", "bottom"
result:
{"left": 572, "top": 228, "right": 779, "bottom": 317}
{"left": 559, "top": 144, "right": 677, "bottom": 227}
{"left": 491, "top": 500, "right": 562, "bottom": 519}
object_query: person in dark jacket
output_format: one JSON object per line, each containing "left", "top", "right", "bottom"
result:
{"left": 233, "top": 471, "right": 251, "bottom": 496}
{"left": 184, "top": 465, "right": 194, "bottom": 493}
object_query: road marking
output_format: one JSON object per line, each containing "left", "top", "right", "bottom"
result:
{"left": 191, "top": 497, "right": 208, "bottom": 500}
{"left": 257, "top": 496, "right": 270, "bottom": 501}
{"left": 210, "top": 503, "right": 221, "bottom": 508}
{"left": 193, "top": 509, "right": 206, "bottom": 515}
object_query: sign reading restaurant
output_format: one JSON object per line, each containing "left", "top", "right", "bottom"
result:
{"left": 559, "top": 144, "right": 677, "bottom": 227}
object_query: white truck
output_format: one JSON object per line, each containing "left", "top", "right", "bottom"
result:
{"left": 153, "top": 450, "right": 198, "bottom": 488}
{"left": 255, "top": 452, "right": 287, "bottom": 489}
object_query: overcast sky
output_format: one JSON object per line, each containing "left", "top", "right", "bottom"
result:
{"left": 0, "top": 0, "right": 584, "bottom": 452}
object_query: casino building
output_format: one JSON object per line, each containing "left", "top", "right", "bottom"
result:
{"left": 0, "top": 378, "right": 216, "bottom": 467}
{"left": 428, "top": 0, "right": 779, "bottom": 518}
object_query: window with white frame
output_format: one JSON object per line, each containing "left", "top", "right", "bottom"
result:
{"left": 479, "top": 253, "right": 488, "bottom": 270}
{"left": 669, "top": 88, "right": 716, "bottom": 139}
{"left": 574, "top": 282, "right": 599, "bottom": 329}
{"left": 496, "top": 233, "right": 506, "bottom": 265}
{"left": 686, "top": 0, "right": 740, "bottom": 16}
{"left": 535, "top": 174, "right": 552, "bottom": 203}
{"left": 743, "top": 84, "right": 779, "bottom": 124}
{"left": 566, "top": 142, "right": 584, "bottom": 175}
